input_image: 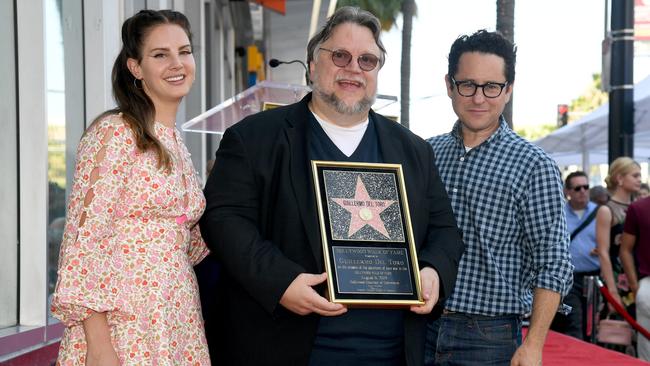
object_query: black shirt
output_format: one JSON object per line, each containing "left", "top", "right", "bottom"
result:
{"left": 307, "top": 113, "right": 405, "bottom": 366}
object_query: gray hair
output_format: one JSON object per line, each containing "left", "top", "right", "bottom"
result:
{"left": 306, "top": 6, "right": 386, "bottom": 82}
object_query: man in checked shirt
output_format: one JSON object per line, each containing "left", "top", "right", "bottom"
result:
{"left": 424, "top": 30, "right": 573, "bottom": 366}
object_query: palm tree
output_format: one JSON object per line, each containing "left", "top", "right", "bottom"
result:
{"left": 400, "top": 0, "right": 415, "bottom": 129}
{"left": 496, "top": 0, "right": 515, "bottom": 128}
{"left": 337, "top": 0, "right": 415, "bottom": 129}
{"left": 337, "top": 0, "right": 402, "bottom": 30}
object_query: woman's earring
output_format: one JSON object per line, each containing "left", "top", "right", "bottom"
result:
{"left": 133, "top": 78, "right": 143, "bottom": 90}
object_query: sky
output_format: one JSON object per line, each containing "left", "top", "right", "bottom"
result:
{"left": 376, "top": 0, "right": 614, "bottom": 138}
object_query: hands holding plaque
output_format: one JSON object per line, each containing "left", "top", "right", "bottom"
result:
{"left": 279, "top": 273, "right": 347, "bottom": 316}
{"left": 410, "top": 267, "right": 440, "bottom": 314}
{"left": 280, "top": 268, "right": 441, "bottom": 315}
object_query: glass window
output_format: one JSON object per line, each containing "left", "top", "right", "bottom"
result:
{"left": 46, "top": 0, "right": 66, "bottom": 317}
{"left": 45, "top": 0, "right": 85, "bottom": 326}
{"left": 0, "top": 0, "right": 18, "bottom": 329}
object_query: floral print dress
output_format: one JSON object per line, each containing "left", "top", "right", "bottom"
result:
{"left": 51, "top": 114, "right": 210, "bottom": 365}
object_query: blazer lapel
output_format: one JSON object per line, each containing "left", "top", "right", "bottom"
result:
{"left": 285, "top": 95, "right": 324, "bottom": 271}
{"left": 373, "top": 112, "right": 425, "bottom": 246}
{"left": 373, "top": 111, "right": 403, "bottom": 164}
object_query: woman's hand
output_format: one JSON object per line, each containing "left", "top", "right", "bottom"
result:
{"left": 607, "top": 287, "right": 624, "bottom": 313}
{"left": 83, "top": 312, "right": 119, "bottom": 366}
{"left": 86, "top": 344, "right": 119, "bottom": 366}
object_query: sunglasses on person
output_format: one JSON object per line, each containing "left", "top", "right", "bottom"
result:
{"left": 318, "top": 48, "right": 381, "bottom": 71}
{"left": 571, "top": 185, "right": 589, "bottom": 192}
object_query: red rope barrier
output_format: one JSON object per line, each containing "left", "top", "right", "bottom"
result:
{"left": 598, "top": 280, "right": 650, "bottom": 340}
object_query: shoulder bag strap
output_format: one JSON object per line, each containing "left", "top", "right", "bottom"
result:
{"left": 570, "top": 206, "right": 600, "bottom": 241}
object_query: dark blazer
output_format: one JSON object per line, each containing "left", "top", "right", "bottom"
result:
{"left": 200, "top": 94, "right": 464, "bottom": 366}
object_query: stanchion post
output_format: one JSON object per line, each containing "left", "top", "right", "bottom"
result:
{"left": 584, "top": 275, "right": 600, "bottom": 344}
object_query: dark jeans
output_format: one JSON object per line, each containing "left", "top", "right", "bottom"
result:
{"left": 425, "top": 312, "right": 522, "bottom": 366}
{"left": 550, "top": 271, "right": 598, "bottom": 341}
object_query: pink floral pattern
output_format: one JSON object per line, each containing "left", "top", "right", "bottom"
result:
{"left": 52, "top": 114, "right": 210, "bottom": 365}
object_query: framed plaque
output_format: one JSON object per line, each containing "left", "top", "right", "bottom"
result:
{"left": 311, "top": 161, "right": 423, "bottom": 306}
{"left": 262, "top": 101, "right": 285, "bottom": 111}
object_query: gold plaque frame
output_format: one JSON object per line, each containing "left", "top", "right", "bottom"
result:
{"left": 311, "top": 160, "right": 423, "bottom": 307}
{"left": 262, "top": 101, "right": 285, "bottom": 111}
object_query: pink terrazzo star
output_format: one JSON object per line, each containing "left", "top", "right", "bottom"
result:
{"left": 331, "top": 176, "right": 396, "bottom": 238}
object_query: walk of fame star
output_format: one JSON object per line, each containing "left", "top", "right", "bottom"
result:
{"left": 331, "top": 176, "right": 396, "bottom": 238}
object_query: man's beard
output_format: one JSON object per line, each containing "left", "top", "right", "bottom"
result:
{"left": 312, "top": 80, "right": 376, "bottom": 115}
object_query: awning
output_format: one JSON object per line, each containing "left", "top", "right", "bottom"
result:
{"left": 252, "top": 0, "right": 285, "bottom": 15}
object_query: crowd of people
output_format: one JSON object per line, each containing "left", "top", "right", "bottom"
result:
{"left": 48, "top": 6, "right": 649, "bottom": 366}
{"left": 550, "top": 159, "right": 650, "bottom": 360}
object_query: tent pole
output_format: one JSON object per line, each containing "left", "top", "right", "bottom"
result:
{"left": 581, "top": 125, "right": 590, "bottom": 173}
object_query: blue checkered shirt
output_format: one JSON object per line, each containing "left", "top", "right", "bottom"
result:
{"left": 427, "top": 119, "right": 573, "bottom": 316}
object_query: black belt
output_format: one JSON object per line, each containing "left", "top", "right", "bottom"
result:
{"left": 574, "top": 270, "right": 599, "bottom": 276}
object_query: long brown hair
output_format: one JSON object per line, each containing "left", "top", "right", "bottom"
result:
{"left": 108, "top": 9, "right": 192, "bottom": 170}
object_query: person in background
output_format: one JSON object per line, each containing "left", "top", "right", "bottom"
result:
{"left": 425, "top": 29, "right": 573, "bottom": 366}
{"left": 200, "top": 6, "right": 464, "bottom": 366}
{"left": 51, "top": 10, "right": 210, "bottom": 365}
{"left": 620, "top": 193, "right": 650, "bottom": 361}
{"left": 638, "top": 183, "right": 649, "bottom": 199}
{"left": 205, "top": 158, "right": 216, "bottom": 179}
{"left": 596, "top": 157, "right": 642, "bottom": 313}
{"left": 551, "top": 171, "right": 600, "bottom": 340}
{"left": 590, "top": 185, "right": 610, "bottom": 205}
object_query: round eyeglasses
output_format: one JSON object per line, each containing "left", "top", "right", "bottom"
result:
{"left": 318, "top": 48, "right": 381, "bottom": 72}
{"left": 451, "top": 77, "right": 508, "bottom": 98}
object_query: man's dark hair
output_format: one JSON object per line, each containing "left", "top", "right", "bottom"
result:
{"left": 448, "top": 29, "right": 516, "bottom": 84}
{"left": 565, "top": 171, "right": 588, "bottom": 189}
{"left": 306, "top": 6, "right": 386, "bottom": 84}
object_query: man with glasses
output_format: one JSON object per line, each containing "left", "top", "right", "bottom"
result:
{"left": 200, "top": 6, "right": 464, "bottom": 366}
{"left": 550, "top": 171, "right": 600, "bottom": 341}
{"left": 425, "top": 30, "right": 573, "bottom": 366}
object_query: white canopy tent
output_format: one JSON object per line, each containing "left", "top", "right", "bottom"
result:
{"left": 534, "top": 75, "right": 650, "bottom": 169}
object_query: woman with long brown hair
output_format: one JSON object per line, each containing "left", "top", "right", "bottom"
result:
{"left": 51, "top": 9, "right": 210, "bottom": 365}
{"left": 597, "top": 157, "right": 642, "bottom": 312}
